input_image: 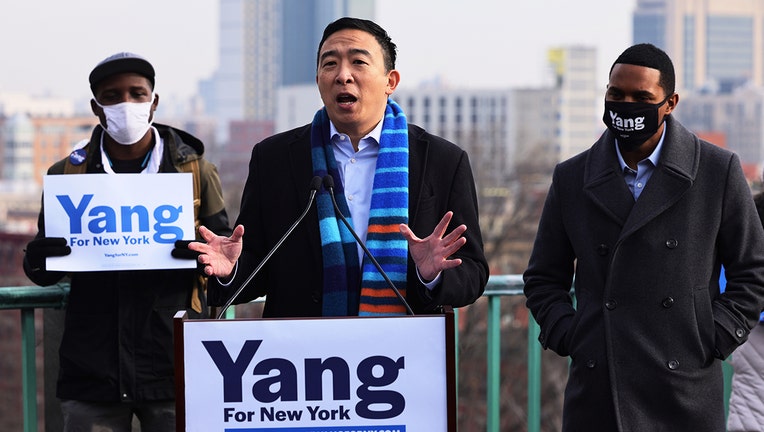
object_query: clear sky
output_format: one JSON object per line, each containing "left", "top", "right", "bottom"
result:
{"left": 0, "top": 0, "right": 635, "bottom": 102}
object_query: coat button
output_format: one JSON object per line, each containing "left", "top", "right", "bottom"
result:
{"left": 596, "top": 244, "right": 609, "bottom": 256}
{"left": 667, "top": 360, "right": 679, "bottom": 370}
{"left": 665, "top": 239, "right": 679, "bottom": 249}
{"left": 586, "top": 359, "right": 597, "bottom": 368}
{"left": 605, "top": 300, "right": 617, "bottom": 310}
{"left": 311, "top": 293, "right": 320, "bottom": 303}
{"left": 538, "top": 333, "right": 546, "bottom": 344}
{"left": 736, "top": 328, "right": 745, "bottom": 338}
{"left": 661, "top": 297, "right": 674, "bottom": 308}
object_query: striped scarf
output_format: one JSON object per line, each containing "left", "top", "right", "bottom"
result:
{"left": 311, "top": 100, "right": 409, "bottom": 316}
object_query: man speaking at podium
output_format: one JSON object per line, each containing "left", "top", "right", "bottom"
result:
{"left": 187, "top": 17, "right": 488, "bottom": 317}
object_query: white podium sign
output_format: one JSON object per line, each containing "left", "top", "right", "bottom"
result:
{"left": 43, "top": 173, "right": 196, "bottom": 272}
{"left": 176, "top": 314, "right": 454, "bottom": 432}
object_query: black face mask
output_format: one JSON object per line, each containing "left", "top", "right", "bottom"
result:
{"left": 602, "top": 96, "right": 669, "bottom": 151}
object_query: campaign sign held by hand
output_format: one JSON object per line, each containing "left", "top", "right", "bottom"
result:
{"left": 43, "top": 173, "right": 196, "bottom": 272}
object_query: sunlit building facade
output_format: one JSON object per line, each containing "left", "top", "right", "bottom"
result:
{"left": 547, "top": 46, "right": 601, "bottom": 160}
{"left": 675, "top": 85, "right": 764, "bottom": 167}
{"left": 634, "top": 0, "right": 764, "bottom": 91}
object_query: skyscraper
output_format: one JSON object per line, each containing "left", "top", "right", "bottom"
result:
{"left": 633, "top": 0, "right": 764, "bottom": 92}
{"left": 547, "top": 46, "right": 600, "bottom": 160}
{"left": 201, "top": 0, "right": 375, "bottom": 143}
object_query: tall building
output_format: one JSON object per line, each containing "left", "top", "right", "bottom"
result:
{"left": 547, "top": 46, "right": 601, "bottom": 160}
{"left": 394, "top": 89, "right": 514, "bottom": 190}
{"left": 31, "top": 116, "right": 98, "bottom": 186}
{"left": 201, "top": 0, "right": 375, "bottom": 143}
{"left": 1, "top": 114, "right": 34, "bottom": 185}
{"left": 633, "top": 0, "right": 764, "bottom": 91}
{"left": 675, "top": 85, "right": 764, "bottom": 168}
{"left": 0, "top": 93, "right": 83, "bottom": 185}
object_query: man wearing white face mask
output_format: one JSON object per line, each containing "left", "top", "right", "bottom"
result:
{"left": 23, "top": 52, "right": 232, "bottom": 432}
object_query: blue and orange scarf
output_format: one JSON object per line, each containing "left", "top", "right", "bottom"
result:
{"left": 311, "top": 99, "right": 409, "bottom": 316}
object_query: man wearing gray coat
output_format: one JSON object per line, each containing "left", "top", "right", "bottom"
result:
{"left": 524, "top": 43, "right": 764, "bottom": 431}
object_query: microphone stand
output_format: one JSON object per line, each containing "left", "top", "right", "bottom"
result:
{"left": 323, "top": 175, "right": 415, "bottom": 316}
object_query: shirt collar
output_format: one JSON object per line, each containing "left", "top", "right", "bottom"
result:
{"left": 615, "top": 123, "right": 667, "bottom": 172}
{"left": 329, "top": 118, "right": 384, "bottom": 152}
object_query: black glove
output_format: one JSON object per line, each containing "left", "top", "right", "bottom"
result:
{"left": 172, "top": 239, "right": 206, "bottom": 275}
{"left": 24, "top": 237, "right": 71, "bottom": 271}
{"left": 172, "top": 239, "right": 202, "bottom": 259}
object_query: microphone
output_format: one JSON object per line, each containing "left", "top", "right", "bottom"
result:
{"left": 216, "top": 176, "right": 323, "bottom": 319}
{"left": 322, "top": 174, "right": 414, "bottom": 316}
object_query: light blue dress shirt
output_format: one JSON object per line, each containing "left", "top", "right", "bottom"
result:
{"left": 330, "top": 120, "right": 440, "bottom": 289}
{"left": 330, "top": 120, "right": 382, "bottom": 264}
{"left": 615, "top": 125, "right": 666, "bottom": 200}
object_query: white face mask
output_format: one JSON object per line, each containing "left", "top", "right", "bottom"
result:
{"left": 96, "top": 95, "right": 155, "bottom": 145}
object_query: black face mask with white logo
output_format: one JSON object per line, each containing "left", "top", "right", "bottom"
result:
{"left": 602, "top": 96, "right": 669, "bottom": 151}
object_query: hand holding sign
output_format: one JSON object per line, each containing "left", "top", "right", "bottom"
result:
{"left": 25, "top": 237, "right": 72, "bottom": 271}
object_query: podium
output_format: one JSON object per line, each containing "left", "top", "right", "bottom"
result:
{"left": 173, "top": 308, "right": 457, "bottom": 431}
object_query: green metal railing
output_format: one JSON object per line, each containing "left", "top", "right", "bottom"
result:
{"left": 0, "top": 283, "right": 70, "bottom": 432}
{"left": 481, "top": 275, "right": 539, "bottom": 432}
{"left": 2, "top": 277, "right": 535, "bottom": 431}
{"left": 0, "top": 278, "right": 733, "bottom": 432}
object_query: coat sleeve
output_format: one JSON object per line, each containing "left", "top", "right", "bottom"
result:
{"left": 713, "top": 153, "right": 764, "bottom": 359}
{"left": 198, "top": 158, "right": 232, "bottom": 237}
{"left": 418, "top": 149, "right": 488, "bottom": 310}
{"left": 206, "top": 142, "right": 269, "bottom": 307}
{"left": 523, "top": 167, "right": 577, "bottom": 356}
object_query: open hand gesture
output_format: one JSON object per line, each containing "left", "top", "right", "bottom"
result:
{"left": 189, "top": 225, "right": 244, "bottom": 277}
{"left": 399, "top": 211, "right": 467, "bottom": 281}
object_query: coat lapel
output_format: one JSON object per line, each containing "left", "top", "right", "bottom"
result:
{"left": 287, "top": 125, "right": 323, "bottom": 267}
{"left": 619, "top": 117, "right": 697, "bottom": 240}
{"left": 584, "top": 131, "right": 635, "bottom": 226}
{"left": 583, "top": 117, "right": 699, "bottom": 239}
{"left": 407, "top": 125, "right": 426, "bottom": 227}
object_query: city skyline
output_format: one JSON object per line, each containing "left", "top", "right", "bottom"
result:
{"left": 0, "top": 0, "right": 635, "bottom": 103}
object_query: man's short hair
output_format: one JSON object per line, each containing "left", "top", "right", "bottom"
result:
{"left": 316, "top": 17, "right": 397, "bottom": 72}
{"left": 89, "top": 52, "right": 155, "bottom": 94}
{"left": 610, "top": 43, "right": 675, "bottom": 97}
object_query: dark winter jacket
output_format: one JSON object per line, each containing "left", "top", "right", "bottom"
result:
{"left": 24, "top": 123, "right": 231, "bottom": 402}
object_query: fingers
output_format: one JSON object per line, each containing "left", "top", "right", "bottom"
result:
{"left": 197, "top": 225, "right": 216, "bottom": 242}
{"left": 230, "top": 224, "right": 245, "bottom": 242}
{"left": 442, "top": 236, "right": 467, "bottom": 257}
{"left": 49, "top": 246, "right": 72, "bottom": 257}
{"left": 399, "top": 224, "right": 419, "bottom": 242}
{"left": 432, "top": 211, "right": 454, "bottom": 238}
{"left": 33, "top": 237, "right": 69, "bottom": 247}
{"left": 29, "top": 237, "right": 72, "bottom": 257}
{"left": 440, "top": 257, "right": 463, "bottom": 270}
{"left": 442, "top": 224, "right": 467, "bottom": 244}
{"left": 171, "top": 247, "right": 200, "bottom": 260}
{"left": 174, "top": 239, "right": 205, "bottom": 249}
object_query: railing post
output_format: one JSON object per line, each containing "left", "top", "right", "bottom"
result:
{"left": 21, "top": 308, "right": 37, "bottom": 432}
{"left": 454, "top": 309, "right": 459, "bottom": 411}
{"left": 527, "top": 317, "right": 541, "bottom": 432}
{"left": 486, "top": 295, "right": 501, "bottom": 432}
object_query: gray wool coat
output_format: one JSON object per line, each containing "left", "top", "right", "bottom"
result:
{"left": 524, "top": 116, "right": 764, "bottom": 432}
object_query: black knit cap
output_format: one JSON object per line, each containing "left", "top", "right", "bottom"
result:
{"left": 89, "top": 52, "right": 155, "bottom": 93}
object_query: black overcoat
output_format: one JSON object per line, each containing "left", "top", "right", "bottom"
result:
{"left": 524, "top": 117, "right": 764, "bottom": 431}
{"left": 208, "top": 123, "right": 488, "bottom": 316}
